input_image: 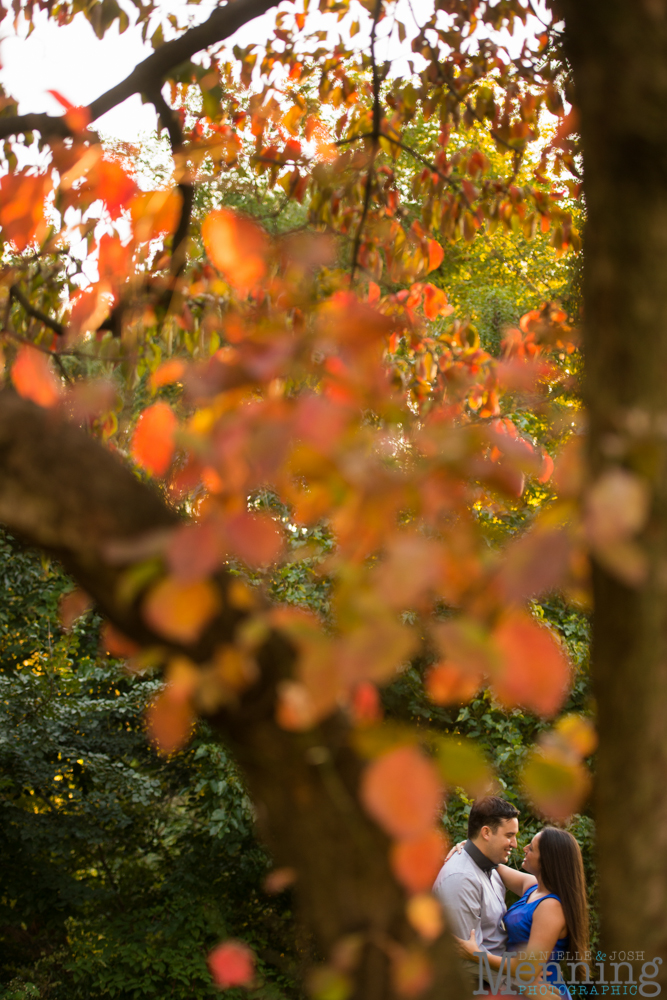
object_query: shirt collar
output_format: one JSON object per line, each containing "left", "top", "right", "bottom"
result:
{"left": 464, "top": 838, "right": 498, "bottom": 878}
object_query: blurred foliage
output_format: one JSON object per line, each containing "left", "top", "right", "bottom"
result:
{"left": 0, "top": 532, "right": 302, "bottom": 999}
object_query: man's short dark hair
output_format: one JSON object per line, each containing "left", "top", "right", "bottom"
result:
{"left": 467, "top": 796, "right": 519, "bottom": 839}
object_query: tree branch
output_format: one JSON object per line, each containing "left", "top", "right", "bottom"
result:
{"left": 351, "top": 0, "right": 383, "bottom": 285}
{"left": 0, "top": 0, "right": 282, "bottom": 142}
{"left": 10, "top": 284, "right": 64, "bottom": 337}
{"left": 0, "top": 387, "right": 472, "bottom": 1000}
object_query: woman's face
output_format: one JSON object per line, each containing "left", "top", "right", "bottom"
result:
{"left": 521, "top": 831, "right": 542, "bottom": 876}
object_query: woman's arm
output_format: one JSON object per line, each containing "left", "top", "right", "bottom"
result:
{"left": 496, "top": 863, "right": 537, "bottom": 897}
{"left": 455, "top": 897, "right": 566, "bottom": 989}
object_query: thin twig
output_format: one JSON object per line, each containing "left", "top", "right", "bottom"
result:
{"left": 0, "top": 0, "right": 283, "bottom": 142}
{"left": 10, "top": 284, "right": 64, "bottom": 337}
{"left": 350, "top": 0, "right": 383, "bottom": 286}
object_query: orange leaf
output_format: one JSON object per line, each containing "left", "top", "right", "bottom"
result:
{"left": 98, "top": 233, "right": 134, "bottom": 286}
{"left": 521, "top": 747, "right": 591, "bottom": 821}
{"left": 390, "top": 828, "right": 447, "bottom": 894}
{"left": 283, "top": 103, "right": 305, "bottom": 136}
{"left": 208, "top": 941, "right": 255, "bottom": 988}
{"left": 406, "top": 894, "right": 444, "bottom": 941}
{"left": 360, "top": 745, "right": 443, "bottom": 839}
{"left": 263, "top": 867, "right": 297, "bottom": 893}
{"left": 492, "top": 611, "right": 570, "bottom": 717}
{"left": 100, "top": 621, "right": 140, "bottom": 658}
{"left": 426, "top": 239, "right": 444, "bottom": 273}
{"left": 553, "top": 713, "right": 597, "bottom": 758}
{"left": 131, "top": 402, "right": 178, "bottom": 476}
{"left": 150, "top": 358, "right": 186, "bottom": 389}
{"left": 276, "top": 679, "right": 318, "bottom": 731}
{"left": 58, "top": 588, "right": 92, "bottom": 630}
{"left": 144, "top": 576, "right": 220, "bottom": 643}
{"left": 202, "top": 208, "right": 268, "bottom": 292}
{"left": 146, "top": 686, "right": 194, "bottom": 754}
{"left": 11, "top": 346, "right": 61, "bottom": 408}
{"left": 130, "top": 188, "right": 183, "bottom": 242}
{"left": 392, "top": 947, "right": 433, "bottom": 998}
{"left": 425, "top": 661, "right": 481, "bottom": 705}
{"left": 68, "top": 283, "right": 114, "bottom": 335}
{"left": 0, "top": 171, "right": 51, "bottom": 251}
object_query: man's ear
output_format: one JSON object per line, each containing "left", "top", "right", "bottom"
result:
{"left": 479, "top": 825, "right": 491, "bottom": 841}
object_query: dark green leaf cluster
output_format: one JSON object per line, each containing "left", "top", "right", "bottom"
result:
{"left": 0, "top": 533, "right": 301, "bottom": 1000}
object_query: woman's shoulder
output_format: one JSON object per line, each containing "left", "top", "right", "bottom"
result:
{"left": 531, "top": 894, "right": 565, "bottom": 926}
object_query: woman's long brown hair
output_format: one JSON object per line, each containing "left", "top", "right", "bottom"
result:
{"left": 538, "top": 827, "right": 590, "bottom": 978}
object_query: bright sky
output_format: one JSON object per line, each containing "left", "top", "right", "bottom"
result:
{"left": 0, "top": 0, "right": 549, "bottom": 145}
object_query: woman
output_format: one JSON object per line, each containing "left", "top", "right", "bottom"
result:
{"left": 454, "top": 827, "right": 589, "bottom": 997}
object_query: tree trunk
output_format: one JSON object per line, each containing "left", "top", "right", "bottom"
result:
{"left": 0, "top": 390, "right": 470, "bottom": 1000}
{"left": 560, "top": 0, "right": 667, "bottom": 978}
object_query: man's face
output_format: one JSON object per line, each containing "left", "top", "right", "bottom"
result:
{"left": 480, "top": 817, "right": 519, "bottom": 865}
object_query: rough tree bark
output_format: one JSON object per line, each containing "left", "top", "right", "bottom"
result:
{"left": 558, "top": 0, "right": 667, "bottom": 979}
{"left": 0, "top": 390, "right": 470, "bottom": 1000}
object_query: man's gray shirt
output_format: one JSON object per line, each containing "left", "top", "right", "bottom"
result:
{"left": 432, "top": 843, "right": 507, "bottom": 982}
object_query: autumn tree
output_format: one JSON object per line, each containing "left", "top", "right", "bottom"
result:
{"left": 0, "top": 0, "right": 652, "bottom": 996}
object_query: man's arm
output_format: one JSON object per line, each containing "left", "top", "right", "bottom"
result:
{"left": 433, "top": 871, "right": 482, "bottom": 942}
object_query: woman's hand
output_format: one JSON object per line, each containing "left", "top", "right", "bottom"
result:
{"left": 454, "top": 929, "right": 479, "bottom": 960}
{"left": 444, "top": 840, "right": 466, "bottom": 863}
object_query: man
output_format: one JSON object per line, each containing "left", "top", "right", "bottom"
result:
{"left": 433, "top": 796, "right": 519, "bottom": 987}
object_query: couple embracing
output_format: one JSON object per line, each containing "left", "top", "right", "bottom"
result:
{"left": 433, "top": 796, "right": 589, "bottom": 997}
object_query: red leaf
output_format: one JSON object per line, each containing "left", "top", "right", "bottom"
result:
{"left": 89, "top": 158, "right": 138, "bottom": 218}
{"left": 497, "top": 527, "right": 571, "bottom": 603}
{"left": 538, "top": 451, "right": 554, "bottom": 484}
{"left": 390, "top": 828, "right": 447, "bottom": 894}
{"left": 143, "top": 576, "right": 220, "bottom": 643}
{"left": 350, "top": 681, "right": 382, "bottom": 725}
{"left": 166, "top": 521, "right": 224, "bottom": 582}
{"left": 360, "top": 745, "right": 443, "bottom": 839}
{"left": 422, "top": 283, "right": 452, "bottom": 320}
{"left": 224, "top": 511, "right": 283, "bottom": 566}
{"left": 492, "top": 611, "right": 570, "bottom": 717}
{"left": 11, "top": 346, "right": 61, "bottom": 408}
{"left": 131, "top": 402, "right": 178, "bottom": 476}
{"left": 208, "top": 941, "right": 255, "bottom": 989}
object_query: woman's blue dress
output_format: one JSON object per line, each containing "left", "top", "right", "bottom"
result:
{"left": 505, "top": 886, "right": 571, "bottom": 997}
